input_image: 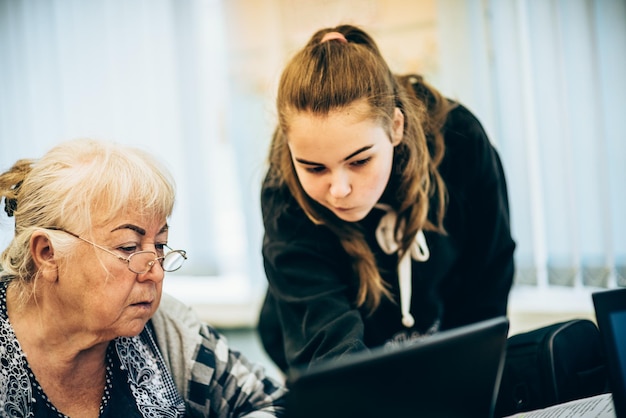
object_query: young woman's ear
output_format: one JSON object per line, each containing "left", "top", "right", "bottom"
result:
{"left": 391, "top": 107, "right": 404, "bottom": 146}
{"left": 30, "top": 231, "right": 58, "bottom": 282}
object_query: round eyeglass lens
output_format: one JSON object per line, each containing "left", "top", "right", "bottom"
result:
{"left": 162, "top": 251, "right": 186, "bottom": 272}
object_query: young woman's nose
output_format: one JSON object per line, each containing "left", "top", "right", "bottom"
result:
{"left": 329, "top": 171, "right": 351, "bottom": 198}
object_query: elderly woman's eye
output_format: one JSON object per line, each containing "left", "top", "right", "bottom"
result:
{"left": 118, "top": 245, "right": 138, "bottom": 254}
{"left": 155, "top": 243, "right": 167, "bottom": 255}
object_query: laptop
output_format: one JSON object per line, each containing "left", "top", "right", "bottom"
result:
{"left": 284, "top": 316, "right": 509, "bottom": 418}
{"left": 593, "top": 287, "right": 626, "bottom": 418}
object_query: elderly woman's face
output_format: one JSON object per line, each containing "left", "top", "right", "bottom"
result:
{"left": 56, "top": 215, "right": 168, "bottom": 340}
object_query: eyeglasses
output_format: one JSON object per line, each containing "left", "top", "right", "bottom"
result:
{"left": 47, "top": 227, "right": 187, "bottom": 274}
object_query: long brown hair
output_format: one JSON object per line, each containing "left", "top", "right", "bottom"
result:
{"left": 267, "top": 25, "right": 451, "bottom": 312}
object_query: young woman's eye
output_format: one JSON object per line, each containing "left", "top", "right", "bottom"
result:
{"left": 305, "top": 165, "right": 326, "bottom": 174}
{"left": 351, "top": 157, "right": 371, "bottom": 167}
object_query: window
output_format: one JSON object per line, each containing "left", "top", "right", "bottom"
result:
{"left": 2, "top": 0, "right": 625, "bottom": 327}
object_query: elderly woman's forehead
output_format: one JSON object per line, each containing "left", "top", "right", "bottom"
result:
{"left": 87, "top": 212, "right": 168, "bottom": 232}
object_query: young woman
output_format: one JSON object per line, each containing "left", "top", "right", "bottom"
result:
{"left": 258, "top": 25, "right": 516, "bottom": 373}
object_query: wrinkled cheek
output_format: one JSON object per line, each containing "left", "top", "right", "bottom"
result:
{"left": 153, "top": 287, "right": 163, "bottom": 312}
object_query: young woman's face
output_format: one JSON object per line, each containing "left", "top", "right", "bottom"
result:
{"left": 288, "top": 101, "right": 404, "bottom": 222}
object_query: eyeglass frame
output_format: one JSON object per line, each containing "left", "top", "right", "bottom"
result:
{"left": 46, "top": 226, "right": 187, "bottom": 274}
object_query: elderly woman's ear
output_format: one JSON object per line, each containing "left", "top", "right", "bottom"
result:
{"left": 30, "top": 231, "right": 58, "bottom": 282}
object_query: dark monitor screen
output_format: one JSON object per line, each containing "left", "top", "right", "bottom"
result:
{"left": 610, "top": 311, "right": 626, "bottom": 384}
{"left": 593, "top": 288, "right": 626, "bottom": 418}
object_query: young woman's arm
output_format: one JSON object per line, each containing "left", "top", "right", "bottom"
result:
{"left": 259, "top": 184, "right": 368, "bottom": 372}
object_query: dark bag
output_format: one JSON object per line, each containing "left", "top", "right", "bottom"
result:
{"left": 494, "top": 319, "right": 609, "bottom": 417}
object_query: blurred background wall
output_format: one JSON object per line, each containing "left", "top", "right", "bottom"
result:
{"left": 1, "top": 0, "right": 625, "bottom": 340}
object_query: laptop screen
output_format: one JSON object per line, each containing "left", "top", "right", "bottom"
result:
{"left": 610, "top": 311, "right": 626, "bottom": 383}
{"left": 284, "top": 316, "right": 509, "bottom": 418}
{"left": 593, "top": 288, "right": 626, "bottom": 418}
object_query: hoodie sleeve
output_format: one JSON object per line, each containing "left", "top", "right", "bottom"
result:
{"left": 259, "top": 184, "right": 369, "bottom": 371}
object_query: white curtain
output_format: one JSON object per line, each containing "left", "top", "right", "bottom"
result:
{"left": 0, "top": 0, "right": 254, "bottom": 289}
{"left": 2, "top": 0, "right": 625, "bottom": 313}
{"left": 438, "top": 0, "right": 625, "bottom": 303}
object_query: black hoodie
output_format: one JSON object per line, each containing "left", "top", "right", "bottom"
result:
{"left": 258, "top": 103, "right": 516, "bottom": 373}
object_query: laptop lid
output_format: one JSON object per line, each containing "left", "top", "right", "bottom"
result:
{"left": 593, "top": 287, "right": 626, "bottom": 418}
{"left": 284, "top": 316, "right": 509, "bottom": 418}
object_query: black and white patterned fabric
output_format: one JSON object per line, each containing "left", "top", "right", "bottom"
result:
{"left": 151, "top": 294, "right": 287, "bottom": 418}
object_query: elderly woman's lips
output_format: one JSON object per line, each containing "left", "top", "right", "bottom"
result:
{"left": 131, "top": 299, "right": 153, "bottom": 308}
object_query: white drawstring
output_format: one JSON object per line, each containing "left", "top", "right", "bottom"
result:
{"left": 375, "top": 204, "right": 430, "bottom": 328}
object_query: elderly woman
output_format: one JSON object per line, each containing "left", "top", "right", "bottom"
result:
{"left": 0, "top": 138, "right": 286, "bottom": 417}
